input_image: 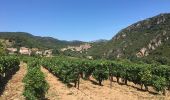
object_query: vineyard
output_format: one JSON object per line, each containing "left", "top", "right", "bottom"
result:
{"left": 0, "top": 56, "right": 170, "bottom": 100}
{"left": 22, "top": 58, "right": 49, "bottom": 100}
{"left": 0, "top": 56, "right": 20, "bottom": 94}
{"left": 41, "top": 57, "right": 170, "bottom": 95}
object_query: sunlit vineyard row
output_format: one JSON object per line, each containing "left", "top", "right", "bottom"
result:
{"left": 0, "top": 56, "right": 20, "bottom": 89}
{"left": 41, "top": 57, "right": 170, "bottom": 95}
{"left": 1, "top": 56, "right": 170, "bottom": 99}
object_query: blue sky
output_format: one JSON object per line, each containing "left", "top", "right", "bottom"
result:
{"left": 0, "top": 0, "right": 170, "bottom": 41}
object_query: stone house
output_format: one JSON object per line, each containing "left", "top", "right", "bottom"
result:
{"left": 19, "top": 47, "right": 31, "bottom": 55}
{"left": 6, "top": 48, "right": 17, "bottom": 54}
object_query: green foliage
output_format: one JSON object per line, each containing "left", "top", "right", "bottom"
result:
{"left": 138, "top": 65, "right": 152, "bottom": 85}
{"left": 92, "top": 61, "right": 109, "bottom": 85}
{"left": 41, "top": 56, "right": 170, "bottom": 94}
{"left": 23, "top": 58, "right": 49, "bottom": 100}
{"left": 41, "top": 57, "right": 83, "bottom": 87}
{"left": 0, "top": 32, "right": 84, "bottom": 50}
{"left": 151, "top": 65, "right": 170, "bottom": 90}
{"left": 0, "top": 42, "right": 6, "bottom": 56}
{"left": 108, "top": 60, "right": 170, "bottom": 92}
{"left": 87, "top": 13, "right": 170, "bottom": 61}
{"left": 81, "top": 60, "right": 95, "bottom": 79}
{"left": 0, "top": 56, "right": 20, "bottom": 91}
{"left": 0, "top": 56, "right": 20, "bottom": 77}
{"left": 152, "top": 76, "right": 167, "bottom": 92}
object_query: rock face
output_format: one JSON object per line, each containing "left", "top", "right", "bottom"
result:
{"left": 94, "top": 13, "right": 170, "bottom": 59}
{"left": 136, "top": 48, "right": 148, "bottom": 57}
{"left": 156, "top": 14, "right": 166, "bottom": 24}
{"left": 136, "top": 31, "right": 169, "bottom": 57}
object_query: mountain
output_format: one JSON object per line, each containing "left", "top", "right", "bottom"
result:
{"left": 90, "top": 39, "right": 108, "bottom": 43}
{"left": 0, "top": 32, "right": 85, "bottom": 49}
{"left": 1, "top": 13, "right": 170, "bottom": 63}
{"left": 91, "top": 13, "right": 170, "bottom": 63}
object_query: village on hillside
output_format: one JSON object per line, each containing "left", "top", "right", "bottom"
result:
{"left": 1, "top": 39, "right": 93, "bottom": 58}
{"left": 61, "top": 43, "right": 91, "bottom": 53}
{"left": 6, "top": 47, "right": 52, "bottom": 57}
{"left": 0, "top": 39, "right": 51, "bottom": 57}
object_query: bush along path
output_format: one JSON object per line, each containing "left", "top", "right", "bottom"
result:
{"left": 22, "top": 58, "right": 49, "bottom": 100}
{"left": 0, "top": 61, "right": 26, "bottom": 100}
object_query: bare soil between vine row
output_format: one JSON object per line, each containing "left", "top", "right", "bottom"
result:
{"left": 41, "top": 67, "right": 170, "bottom": 100}
{"left": 1, "top": 63, "right": 169, "bottom": 100}
{"left": 0, "top": 62, "right": 26, "bottom": 100}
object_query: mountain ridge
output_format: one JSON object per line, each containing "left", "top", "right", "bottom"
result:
{"left": 89, "top": 13, "right": 170, "bottom": 64}
{"left": 1, "top": 13, "right": 170, "bottom": 64}
{"left": 0, "top": 32, "right": 86, "bottom": 49}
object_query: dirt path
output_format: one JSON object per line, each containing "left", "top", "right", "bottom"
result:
{"left": 78, "top": 77, "right": 170, "bottom": 100}
{"left": 0, "top": 62, "right": 26, "bottom": 100}
{"left": 41, "top": 67, "right": 91, "bottom": 100}
{"left": 42, "top": 67, "right": 170, "bottom": 100}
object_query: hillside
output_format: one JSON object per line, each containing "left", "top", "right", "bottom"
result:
{"left": 1, "top": 13, "right": 170, "bottom": 61}
{"left": 0, "top": 32, "right": 84, "bottom": 49}
{"left": 88, "top": 13, "right": 170, "bottom": 62}
{"left": 86, "top": 40, "right": 108, "bottom": 59}
{"left": 0, "top": 32, "right": 109, "bottom": 57}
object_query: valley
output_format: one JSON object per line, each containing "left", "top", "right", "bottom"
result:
{"left": 0, "top": 12, "right": 170, "bottom": 100}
